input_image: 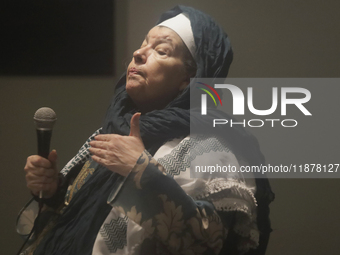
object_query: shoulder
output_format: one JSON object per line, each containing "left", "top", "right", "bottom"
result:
{"left": 153, "top": 135, "right": 256, "bottom": 201}
{"left": 153, "top": 134, "right": 239, "bottom": 177}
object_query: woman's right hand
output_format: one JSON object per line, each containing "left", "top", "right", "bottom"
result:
{"left": 24, "top": 150, "right": 59, "bottom": 198}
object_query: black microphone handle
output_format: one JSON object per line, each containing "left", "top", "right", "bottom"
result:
{"left": 36, "top": 129, "right": 52, "bottom": 159}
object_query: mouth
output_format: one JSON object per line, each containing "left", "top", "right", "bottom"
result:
{"left": 128, "top": 67, "right": 142, "bottom": 77}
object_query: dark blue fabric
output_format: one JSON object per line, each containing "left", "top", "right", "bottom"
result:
{"left": 33, "top": 5, "right": 273, "bottom": 255}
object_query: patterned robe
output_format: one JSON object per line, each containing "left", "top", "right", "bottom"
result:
{"left": 62, "top": 131, "right": 258, "bottom": 254}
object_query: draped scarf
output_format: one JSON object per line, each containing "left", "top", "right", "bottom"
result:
{"left": 33, "top": 5, "right": 274, "bottom": 255}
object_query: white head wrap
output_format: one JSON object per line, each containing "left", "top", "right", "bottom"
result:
{"left": 157, "top": 13, "right": 196, "bottom": 59}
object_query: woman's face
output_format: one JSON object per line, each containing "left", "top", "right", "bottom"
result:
{"left": 126, "top": 26, "right": 189, "bottom": 112}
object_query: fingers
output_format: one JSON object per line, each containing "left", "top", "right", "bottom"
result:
{"left": 24, "top": 152, "right": 59, "bottom": 197}
{"left": 91, "top": 135, "right": 119, "bottom": 150}
{"left": 26, "top": 171, "right": 56, "bottom": 184}
{"left": 129, "top": 112, "right": 141, "bottom": 138}
{"left": 91, "top": 154, "right": 109, "bottom": 166}
{"left": 94, "top": 134, "right": 112, "bottom": 141}
{"left": 26, "top": 169, "right": 58, "bottom": 196}
{"left": 25, "top": 166, "right": 56, "bottom": 177}
{"left": 25, "top": 154, "right": 57, "bottom": 174}
{"left": 88, "top": 147, "right": 107, "bottom": 159}
{"left": 89, "top": 136, "right": 115, "bottom": 165}
{"left": 89, "top": 140, "right": 108, "bottom": 150}
{"left": 26, "top": 155, "right": 53, "bottom": 169}
{"left": 48, "top": 150, "right": 58, "bottom": 170}
{"left": 89, "top": 115, "right": 144, "bottom": 177}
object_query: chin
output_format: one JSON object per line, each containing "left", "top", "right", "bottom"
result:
{"left": 126, "top": 83, "right": 142, "bottom": 102}
{"left": 126, "top": 81, "right": 138, "bottom": 93}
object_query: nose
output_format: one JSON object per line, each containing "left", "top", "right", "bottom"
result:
{"left": 133, "top": 48, "right": 147, "bottom": 64}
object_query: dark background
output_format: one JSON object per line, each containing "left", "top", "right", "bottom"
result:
{"left": 1, "top": 1, "right": 114, "bottom": 76}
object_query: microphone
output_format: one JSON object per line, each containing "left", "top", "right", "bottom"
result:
{"left": 33, "top": 107, "right": 57, "bottom": 199}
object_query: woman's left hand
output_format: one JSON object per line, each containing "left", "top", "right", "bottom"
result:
{"left": 89, "top": 113, "right": 145, "bottom": 176}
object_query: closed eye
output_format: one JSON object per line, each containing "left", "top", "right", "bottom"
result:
{"left": 157, "top": 50, "right": 166, "bottom": 55}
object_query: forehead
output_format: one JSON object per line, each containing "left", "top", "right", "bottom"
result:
{"left": 145, "top": 26, "right": 183, "bottom": 47}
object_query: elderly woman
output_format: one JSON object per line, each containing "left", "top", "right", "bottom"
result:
{"left": 21, "top": 5, "right": 273, "bottom": 255}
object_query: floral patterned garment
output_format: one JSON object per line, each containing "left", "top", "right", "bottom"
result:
{"left": 17, "top": 132, "right": 258, "bottom": 255}
{"left": 91, "top": 134, "right": 258, "bottom": 255}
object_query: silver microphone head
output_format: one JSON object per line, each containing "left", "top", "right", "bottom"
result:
{"left": 34, "top": 107, "right": 57, "bottom": 130}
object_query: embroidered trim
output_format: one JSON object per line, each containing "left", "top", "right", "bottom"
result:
{"left": 64, "top": 160, "right": 95, "bottom": 206}
{"left": 212, "top": 199, "right": 252, "bottom": 217}
{"left": 157, "top": 134, "right": 231, "bottom": 176}
{"left": 192, "top": 179, "right": 257, "bottom": 207}
{"left": 61, "top": 128, "right": 101, "bottom": 175}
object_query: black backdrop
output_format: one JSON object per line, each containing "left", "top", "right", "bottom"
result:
{"left": 1, "top": 0, "right": 114, "bottom": 76}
